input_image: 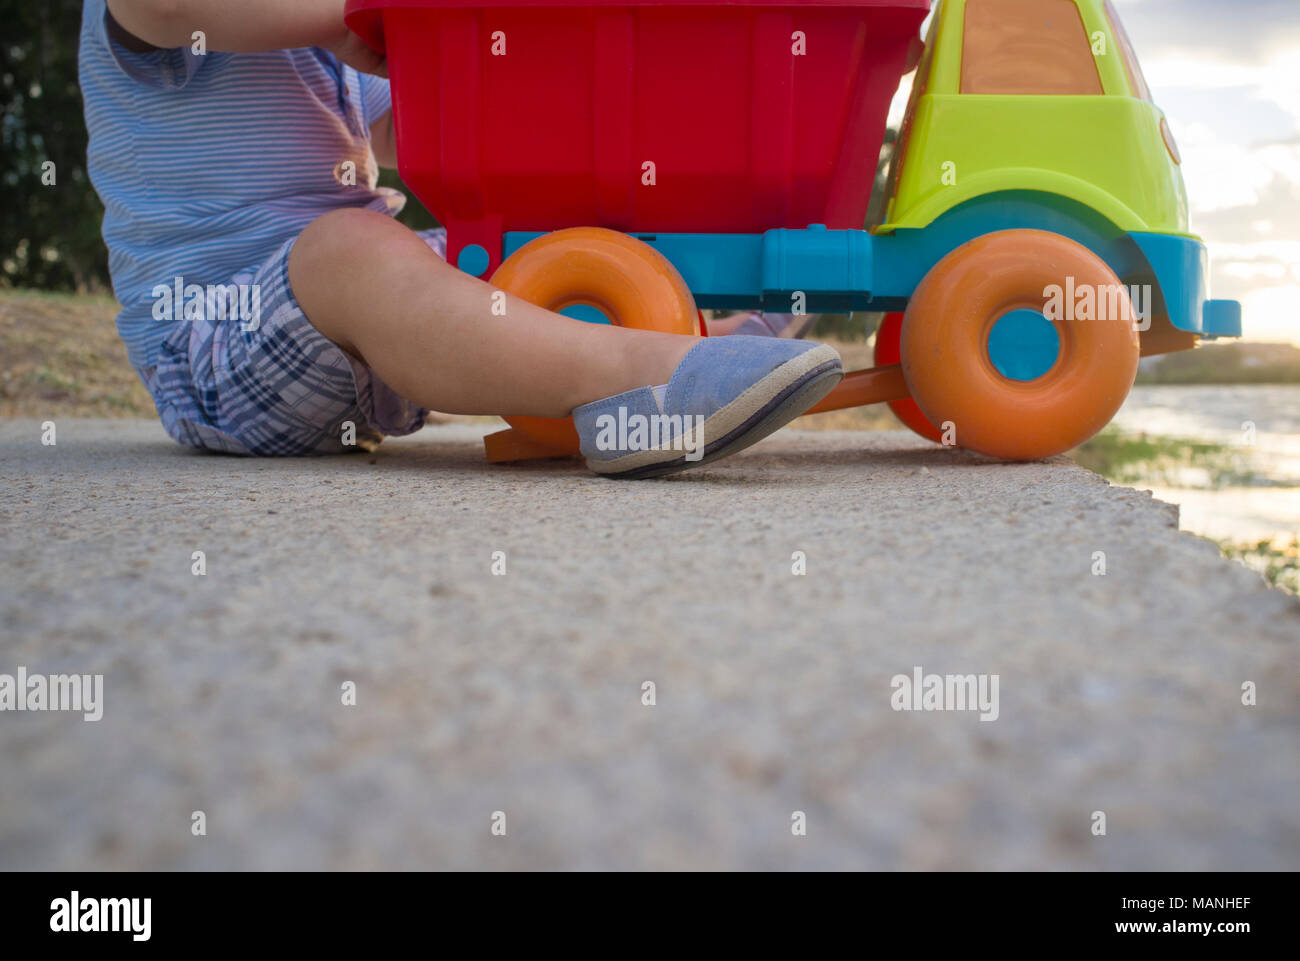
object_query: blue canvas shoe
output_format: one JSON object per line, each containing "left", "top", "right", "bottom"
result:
{"left": 572, "top": 336, "right": 842, "bottom": 479}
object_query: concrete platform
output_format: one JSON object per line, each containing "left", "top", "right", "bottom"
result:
{"left": 1, "top": 418, "right": 1296, "bottom": 870}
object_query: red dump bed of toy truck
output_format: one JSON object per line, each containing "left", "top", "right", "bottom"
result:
{"left": 346, "top": 0, "right": 930, "bottom": 273}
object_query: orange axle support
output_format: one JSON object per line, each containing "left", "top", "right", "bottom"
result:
{"left": 803, "top": 364, "right": 910, "bottom": 414}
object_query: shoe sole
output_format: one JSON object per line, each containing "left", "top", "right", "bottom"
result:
{"left": 590, "top": 345, "right": 843, "bottom": 480}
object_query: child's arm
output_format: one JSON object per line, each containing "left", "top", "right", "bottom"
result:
{"left": 107, "top": 0, "right": 381, "bottom": 73}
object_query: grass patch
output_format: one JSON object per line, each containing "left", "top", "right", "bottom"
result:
{"left": 1218, "top": 537, "right": 1300, "bottom": 594}
{"left": 1069, "top": 426, "right": 1258, "bottom": 489}
{"left": 0, "top": 287, "right": 154, "bottom": 418}
{"left": 1072, "top": 427, "right": 1297, "bottom": 594}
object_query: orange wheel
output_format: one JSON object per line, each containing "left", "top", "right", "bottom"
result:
{"left": 490, "top": 228, "right": 699, "bottom": 455}
{"left": 874, "top": 311, "right": 945, "bottom": 444}
{"left": 900, "top": 229, "right": 1139, "bottom": 460}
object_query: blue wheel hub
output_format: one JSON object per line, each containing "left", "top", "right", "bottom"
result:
{"left": 987, "top": 309, "right": 1060, "bottom": 381}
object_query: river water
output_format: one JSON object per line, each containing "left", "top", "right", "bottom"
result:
{"left": 1108, "top": 385, "right": 1300, "bottom": 544}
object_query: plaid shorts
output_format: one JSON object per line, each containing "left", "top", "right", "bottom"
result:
{"left": 142, "top": 227, "right": 446, "bottom": 455}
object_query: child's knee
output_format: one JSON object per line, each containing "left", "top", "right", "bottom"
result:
{"left": 297, "top": 207, "right": 396, "bottom": 260}
{"left": 291, "top": 209, "right": 426, "bottom": 294}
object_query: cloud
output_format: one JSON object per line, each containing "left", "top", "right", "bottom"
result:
{"left": 1176, "top": 123, "right": 1300, "bottom": 217}
{"left": 1114, "top": 1, "right": 1299, "bottom": 340}
{"left": 1141, "top": 51, "right": 1300, "bottom": 136}
{"left": 1114, "top": 0, "right": 1300, "bottom": 63}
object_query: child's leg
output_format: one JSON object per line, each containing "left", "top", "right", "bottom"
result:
{"left": 289, "top": 208, "right": 698, "bottom": 417}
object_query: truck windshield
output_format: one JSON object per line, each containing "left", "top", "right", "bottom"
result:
{"left": 961, "top": 0, "right": 1103, "bottom": 95}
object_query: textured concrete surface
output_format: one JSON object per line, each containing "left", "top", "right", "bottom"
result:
{"left": 1, "top": 417, "right": 1297, "bottom": 871}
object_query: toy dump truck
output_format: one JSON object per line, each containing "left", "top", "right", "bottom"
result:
{"left": 345, "top": 0, "right": 1241, "bottom": 461}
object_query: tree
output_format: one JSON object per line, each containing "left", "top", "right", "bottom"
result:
{"left": 1, "top": 0, "right": 109, "bottom": 291}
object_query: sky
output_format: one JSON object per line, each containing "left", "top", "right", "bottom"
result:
{"left": 889, "top": 0, "right": 1300, "bottom": 346}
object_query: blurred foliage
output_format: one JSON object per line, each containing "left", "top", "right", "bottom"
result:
{"left": 865, "top": 124, "right": 899, "bottom": 230}
{"left": 378, "top": 168, "right": 439, "bottom": 232}
{"left": 810, "top": 311, "right": 880, "bottom": 342}
{"left": 1219, "top": 537, "right": 1300, "bottom": 595}
{"left": 1137, "top": 343, "right": 1300, "bottom": 385}
{"left": 1, "top": 0, "right": 109, "bottom": 291}
{"left": 1070, "top": 426, "right": 1258, "bottom": 490}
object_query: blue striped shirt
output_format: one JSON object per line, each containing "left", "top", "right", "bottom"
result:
{"left": 78, "top": 0, "right": 404, "bottom": 369}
